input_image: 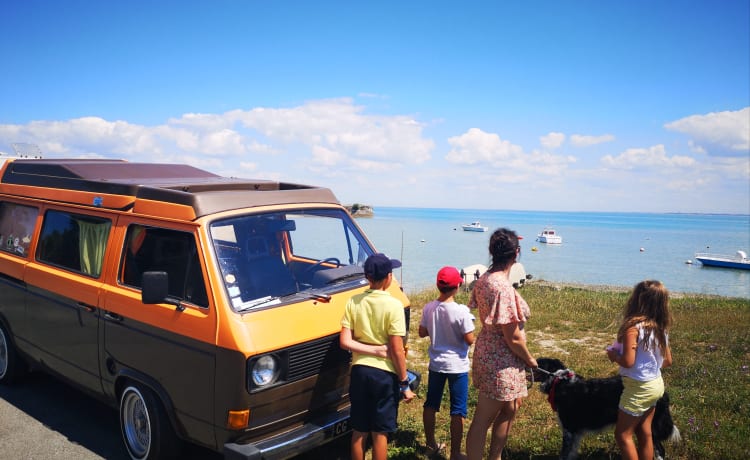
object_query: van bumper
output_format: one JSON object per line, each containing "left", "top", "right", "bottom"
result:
{"left": 223, "top": 407, "right": 350, "bottom": 460}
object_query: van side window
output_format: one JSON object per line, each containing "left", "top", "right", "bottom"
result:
{"left": 37, "top": 210, "right": 112, "bottom": 277}
{"left": 0, "top": 202, "right": 39, "bottom": 258}
{"left": 121, "top": 225, "right": 208, "bottom": 308}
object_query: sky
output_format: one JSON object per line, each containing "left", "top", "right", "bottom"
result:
{"left": 1, "top": 1, "right": 748, "bottom": 214}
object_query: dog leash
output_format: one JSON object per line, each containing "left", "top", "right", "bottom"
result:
{"left": 526, "top": 366, "right": 553, "bottom": 389}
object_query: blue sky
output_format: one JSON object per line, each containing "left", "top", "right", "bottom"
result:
{"left": 1, "top": 1, "right": 748, "bottom": 214}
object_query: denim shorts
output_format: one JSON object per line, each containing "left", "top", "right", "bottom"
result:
{"left": 349, "top": 365, "right": 400, "bottom": 433}
{"left": 619, "top": 375, "right": 664, "bottom": 416}
{"left": 423, "top": 370, "right": 469, "bottom": 418}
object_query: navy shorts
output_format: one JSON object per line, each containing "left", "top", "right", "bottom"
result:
{"left": 423, "top": 370, "right": 469, "bottom": 418}
{"left": 349, "top": 365, "right": 400, "bottom": 433}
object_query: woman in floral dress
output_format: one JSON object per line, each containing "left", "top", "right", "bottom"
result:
{"left": 466, "top": 228, "right": 538, "bottom": 460}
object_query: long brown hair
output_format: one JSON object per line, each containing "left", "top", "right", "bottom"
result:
{"left": 487, "top": 228, "right": 519, "bottom": 272}
{"left": 617, "top": 280, "right": 672, "bottom": 353}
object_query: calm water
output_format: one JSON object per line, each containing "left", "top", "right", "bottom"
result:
{"left": 356, "top": 208, "right": 750, "bottom": 299}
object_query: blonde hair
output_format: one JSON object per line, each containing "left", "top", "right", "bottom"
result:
{"left": 617, "top": 280, "right": 672, "bottom": 354}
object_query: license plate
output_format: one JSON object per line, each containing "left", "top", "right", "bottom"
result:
{"left": 328, "top": 419, "right": 349, "bottom": 438}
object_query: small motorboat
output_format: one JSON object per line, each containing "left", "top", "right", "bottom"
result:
{"left": 461, "top": 221, "right": 488, "bottom": 232}
{"left": 536, "top": 227, "right": 562, "bottom": 244}
{"left": 694, "top": 250, "right": 750, "bottom": 270}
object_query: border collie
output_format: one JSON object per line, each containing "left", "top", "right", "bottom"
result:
{"left": 533, "top": 357, "right": 680, "bottom": 460}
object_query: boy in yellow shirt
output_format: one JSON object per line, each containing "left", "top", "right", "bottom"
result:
{"left": 340, "top": 253, "right": 416, "bottom": 460}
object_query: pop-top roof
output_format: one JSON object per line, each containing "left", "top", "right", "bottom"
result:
{"left": 0, "top": 159, "right": 339, "bottom": 220}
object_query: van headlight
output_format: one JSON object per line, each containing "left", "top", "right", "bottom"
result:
{"left": 250, "top": 355, "right": 279, "bottom": 388}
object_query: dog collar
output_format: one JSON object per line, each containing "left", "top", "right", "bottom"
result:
{"left": 547, "top": 370, "right": 576, "bottom": 412}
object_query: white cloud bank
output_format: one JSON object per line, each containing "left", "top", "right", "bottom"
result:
{"left": 601, "top": 144, "right": 696, "bottom": 169}
{"left": 0, "top": 101, "right": 747, "bottom": 213}
{"left": 665, "top": 107, "right": 750, "bottom": 155}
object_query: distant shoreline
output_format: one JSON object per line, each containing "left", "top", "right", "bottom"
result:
{"left": 375, "top": 205, "right": 750, "bottom": 218}
{"left": 403, "top": 278, "right": 735, "bottom": 300}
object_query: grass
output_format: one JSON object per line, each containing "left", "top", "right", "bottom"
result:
{"left": 387, "top": 282, "right": 750, "bottom": 460}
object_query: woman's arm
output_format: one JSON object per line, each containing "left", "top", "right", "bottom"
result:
{"left": 339, "top": 327, "right": 388, "bottom": 358}
{"left": 500, "top": 322, "right": 537, "bottom": 368}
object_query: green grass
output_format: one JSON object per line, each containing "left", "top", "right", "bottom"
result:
{"left": 390, "top": 283, "right": 750, "bottom": 460}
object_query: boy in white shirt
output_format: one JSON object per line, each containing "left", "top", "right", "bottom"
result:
{"left": 419, "top": 266, "right": 476, "bottom": 460}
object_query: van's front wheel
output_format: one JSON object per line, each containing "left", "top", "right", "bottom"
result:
{"left": 119, "top": 384, "right": 181, "bottom": 460}
{"left": 0, "top": 323, "right": 26, "bottom": 384}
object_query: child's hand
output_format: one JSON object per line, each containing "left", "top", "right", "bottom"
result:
{"left": 401, "top": 388, "right": 416, "bottom": 402}
{"left": 606, "top": 341, "right": 623, "bottom": 354}
{"left": 606, "top": 348, "right": 619, "bottom": 364}
{"left": 374, "top": 344, "right": 388, "bottom": 358}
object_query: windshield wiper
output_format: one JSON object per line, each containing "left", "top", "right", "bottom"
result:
{"left": 296, "top": 290, "right": 331, "bottom": 302}
{"left": 237, "top": 289, "right": 331, "bottom": 312}
{"left": 237, "top": 295, "right": 282, "bottom": 311}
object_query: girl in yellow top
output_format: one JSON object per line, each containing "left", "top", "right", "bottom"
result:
{"left": 606, "top": 280, "right": 673, "bottom": 460}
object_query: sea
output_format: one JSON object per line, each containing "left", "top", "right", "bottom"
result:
{"left": 355, "top": 207, "right": 750, "bottom": 300}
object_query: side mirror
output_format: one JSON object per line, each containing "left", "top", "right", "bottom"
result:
{"left": 142, "top": 271, "right": 185, "bottom": 311}
{"left": 142, "top": 271, "right": 169, "bottom": 304}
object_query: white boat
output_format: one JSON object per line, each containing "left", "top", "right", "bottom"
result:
{"left": 536, "top": 227, "right": 562, "bottom": 244}
{"left": 461, "top": 221, "right": 488, "bottom": 232}
{"left": 694, "top": 250, "right": 750, "bottom": 270}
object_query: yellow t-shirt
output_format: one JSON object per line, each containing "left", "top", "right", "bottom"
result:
{"left": 341, "top": 289, "right": 406, "bottom": 374}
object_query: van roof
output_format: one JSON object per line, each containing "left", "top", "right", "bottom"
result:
{"left": 0, "top": 159, "right": 340, "bottom": 220}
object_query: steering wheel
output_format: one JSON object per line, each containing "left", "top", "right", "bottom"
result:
{"left": 302, "top": 257, "right": 341, "bottom": 278}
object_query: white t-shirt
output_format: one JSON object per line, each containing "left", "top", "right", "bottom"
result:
{"left": 420, "top": 300, "right": 475, "bottom": 373}
{"left": 619, "top": 324, "right": 667, "bottom": 382}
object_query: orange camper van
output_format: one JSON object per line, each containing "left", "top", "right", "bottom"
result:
{"left": 0, "top": 158, "right": 411, "bottom": 460}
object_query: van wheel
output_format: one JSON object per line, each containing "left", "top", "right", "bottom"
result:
{"left": 119, "top": 384, "right": 181, "bottom": 460}
{"left": 0, "top": 323, "right": 25, "bottom": 384}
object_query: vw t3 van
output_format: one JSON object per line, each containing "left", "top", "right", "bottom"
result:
{"left": 0, "top": 158, "right": 411, "bottom": 459}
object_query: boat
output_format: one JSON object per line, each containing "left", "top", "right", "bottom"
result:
{"left": 694, "top": 250, "right": 750, "bottom": 270}
{"left": 461, "top": 221, "right": 488, "bottom": 232}
{"left": 536, "top": 227, "right": 562, "bottom": 244}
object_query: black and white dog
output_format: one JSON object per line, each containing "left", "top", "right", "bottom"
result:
{"left": 533, "top": 358, "right": 680, "bottom": 460}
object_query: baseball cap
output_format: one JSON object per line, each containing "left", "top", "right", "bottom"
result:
{"left": 364, "top": 253, "right": 402, "bottom": 280}
{"left": 436, "top": 266, "right": 463, "bottom": 288}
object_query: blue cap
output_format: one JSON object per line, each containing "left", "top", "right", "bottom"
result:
{"left": 364, "top": 253, "right": 402, "bottom": 281}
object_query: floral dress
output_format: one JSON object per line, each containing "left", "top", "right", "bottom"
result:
{"left": 469, "top": 270, "right": 531, "bottom": 401}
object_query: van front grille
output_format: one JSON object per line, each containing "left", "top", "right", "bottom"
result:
{"left": 287, "top": 334, "right": 351, "bottom": 381}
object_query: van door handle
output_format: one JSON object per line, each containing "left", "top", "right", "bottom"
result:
{"left": 77, "top": 302, "right": 96, "bottom": 313}
{"left": 104, "top": 311, "right": 123, "bottom": 322}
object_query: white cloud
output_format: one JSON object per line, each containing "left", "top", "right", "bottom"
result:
{"left": 0, "top": 99, "right": 434, "bottom": 169}
{"left": 232, "top": 99, "right": 433, "bottom": 164}
{"left": 664, "top": 107, "right": 750, "bottom": 155}
{"left": 446, "top": 128, "right": 575, "bottom": 176}
{"left": 570, "top": 133, "right": 615, "bottom": 147}
{"left": 601, "top": 144, "right": 696, "bottom": 169}
{"left": 540, "top": 132, "right": 565, "bottom": 149}
{"left": 446, "top": 128, "right": 524, "bottom": 165}
{"left": 310, "top": 145, "right": 345, "bottom": 166}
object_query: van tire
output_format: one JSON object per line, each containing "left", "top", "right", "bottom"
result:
{"left": 0, "top": 323, "right": 26, "bottom": 384}
{"left": 119, "top": 384, "right": 181, "bottom": 460}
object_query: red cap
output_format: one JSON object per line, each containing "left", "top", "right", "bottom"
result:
{"left": 436, "top": 266, "right": 463, "bottom": 288}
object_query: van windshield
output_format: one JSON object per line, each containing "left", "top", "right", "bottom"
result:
{"left": 209, "top": 208, "right": 375, "bottom": 311}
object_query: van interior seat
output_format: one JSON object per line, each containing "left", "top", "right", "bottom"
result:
{"left": 240, "top": 236, "right": 298, "bottom": 299}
